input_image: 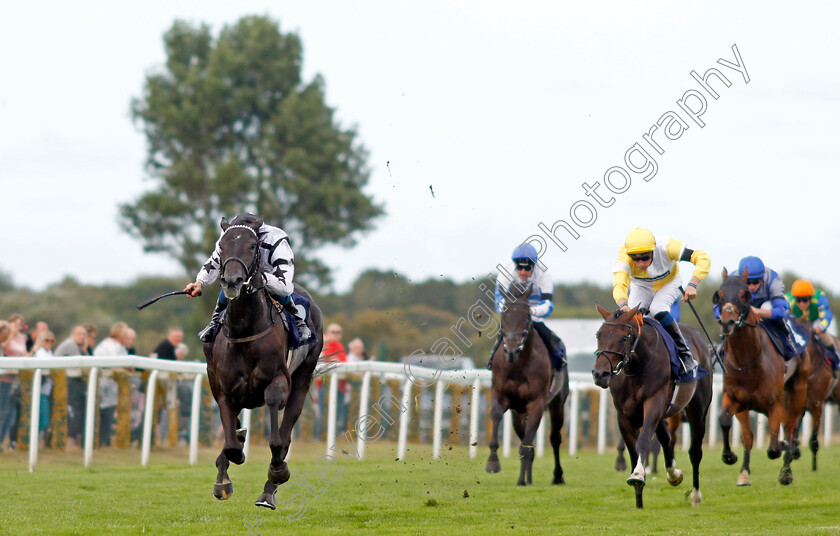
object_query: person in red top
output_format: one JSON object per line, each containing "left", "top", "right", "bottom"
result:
{"left": 312, "top": 324, "right": 346, "bottom": 438}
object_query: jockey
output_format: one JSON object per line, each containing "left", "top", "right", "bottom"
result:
{"left": 786, "top": 279, "right": 839, "bottom": 373}
{"left": 724, "top": 256, "right": 796, "bottom": 356}
{"left": 487, "top": 244, "right": 566, "bottom": 371}
{"left": 613, "top": 227, "right": 710, "bottom": 374}
{"left": 183, "top": 213, "right": 311, "bottom": 343}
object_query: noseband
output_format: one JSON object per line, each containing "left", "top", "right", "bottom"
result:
{"left": 718, "top": 302, "right": 756, "bottom": 332}
{"left": 594, "top": 316, "right": 643, "bottom": 376}
{"left": 220, "top": 226, "right": 265, "bottom": 297}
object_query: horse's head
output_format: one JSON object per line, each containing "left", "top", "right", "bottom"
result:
{"left": 218, "top": 214, "right": 264, "bottom": 300}
{"left": 499, "top": 280, "right": 533, "bottom": 363}
{"left": 592, "top": 303, "right": 641, "bottom": 388}
{"left": 713, "top": 267, "right": 752, "bottom": 336}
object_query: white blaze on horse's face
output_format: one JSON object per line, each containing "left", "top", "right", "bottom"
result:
{"left": 219, "top": 226, "right": 259, "bottom": 300}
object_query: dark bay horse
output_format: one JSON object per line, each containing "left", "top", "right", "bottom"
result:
{"left": 205, "top": 217, "right": 323, "bottom": 509}
{"left": 485, "top": 280, "right": 569, "bottom": 486}
{"left": 714, "top": 269, "right": 809, "bottom": 486}
{"left": 791, "top": 316, "right": 836, "bottom": 471}
{"left": 593, "top": 305, "right": 712, "bottom": 509}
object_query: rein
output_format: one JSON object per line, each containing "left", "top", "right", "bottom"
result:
{"left": 719, "top": 302, "right": 763, "bottom": 372}
{"left": 501, "top": 300, "right": 533, "bottom": 362}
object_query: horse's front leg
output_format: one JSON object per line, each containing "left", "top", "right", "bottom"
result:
{"left": 719, "top": 393, "right": 739, "bottom": 465}
{"left": 628, "top": 397, "right": 665, "bottom": 488}
{"left": 735, "top": 410, "right": 754, "bottom": 486}
{"left": 218, "top": 394, "right": 245, "bottom": 465}
{"left": 255, "top": 374, "right": 291, "bottom": 509}
{"left": 517, "top": 398, "right": 545, "bottom": 486}
{"left": 547, "top": 394, "right": 565, "bottom": 484}
{"left": 213, "top": 451, "right": 233, "bottom": 500}
{"left": 485, "top": 392, "right": 507, "bottom": 474}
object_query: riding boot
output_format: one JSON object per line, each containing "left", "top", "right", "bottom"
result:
{"left": 662, "top": 321, "right": 699, "bottom": 375}
{"left": 198, "top": 298, "right": 226, "bottom": 343}
{"left": 275, "top": 295, "right": 312, "bottom": 341}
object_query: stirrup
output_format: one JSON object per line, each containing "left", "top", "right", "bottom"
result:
{"left": 199, "top": 321, "right": 218, "bottom": 343}
{"left": 680, "top": 354, "right": 699, "bottom": 374}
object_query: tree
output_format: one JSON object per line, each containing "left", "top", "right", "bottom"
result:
{"left": 121, "top": 15, "right": 383, "bottom": 287}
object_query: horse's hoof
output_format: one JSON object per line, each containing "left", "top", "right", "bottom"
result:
{"left": 213, "top": 480, "right": 234, "bottom": 500}
{"left": 666, "top": 468, "right": 684, "bottom": 487}
{"left": 236, "top": 428, "right": 248, "bottom": 443}
{"left": 552, "top": 475, "right": 565, "bottom": 485}
{"left": 224, "top": 447, "right": 246, "bottom": 465}
{"left": 268, "top": 462, "right": 290, "bottom": 485}
{"left": 516, "top": 480, "right": 526, "bottom": 486}
{"left": 615, "top": 458, "right": 627, "bottom": 472}
{"left": 255, "top": 492, "right": 276, "bottom": 510}
{"left": 722, "top": 451, "right": 738, "bottom": 465}
{"left": 767, "top": 447, "right": 781, "bottom": 460}
{"left": 736, "top": 470, "right": 751, "bottom": 486}
{"left": 626, "top": 472, "right": 646, "bottom": 486}
{"left": 792, "top": 447, "right": 801, "bottom": 460}
{"left": 779, "top": 468, "right": 793, "bottom": 486}
{"left": 690, "top": 488, "right": 702, "bottom": 507}
{"left": 485, "top": 461, "right": 501, "bottom": 473}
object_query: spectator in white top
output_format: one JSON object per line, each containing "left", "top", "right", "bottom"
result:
{"left": 93, "top": 322, "right": 131, "bottom": 447}
{"left": 31, "top": 331, "right": 56, "bottom": 436}
{"left": 54, "top": 325, "right": 89, "bottom": 446}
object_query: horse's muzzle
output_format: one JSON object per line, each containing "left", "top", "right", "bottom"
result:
{"left": 592, "top": 369, "right": 611, "bottom": 389}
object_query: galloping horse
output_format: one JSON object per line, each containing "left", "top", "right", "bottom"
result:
{"left": 205, "top": 217, "right": 323, "bottom": 509}
{"left": 593, "top": 305, "right": 712, "bottom": 509}
{"left": 714, "top": 269, "right": 809, "bottom": 486}
{"left": 485, "top": 280, "right": 569, "bottom": 486}
{"left": 791, "top": 316, "right": 836, "bottom": 471}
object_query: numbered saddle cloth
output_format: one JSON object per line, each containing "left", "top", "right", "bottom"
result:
{"left": 643, "top": 317, "right": 708, "bottom": 383}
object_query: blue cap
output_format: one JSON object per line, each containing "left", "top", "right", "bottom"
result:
{"left": 738, "top": 256, "right": 765, "bottom": 279}
{"left": 512, "top": 244, "right": 538, "bottom": 263}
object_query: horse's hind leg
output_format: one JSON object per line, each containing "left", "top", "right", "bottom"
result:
{"left": 256, "top": 374, "right": 292, "bottom": 509}
{"left": 615, "top": 437, "right": 627, "bottom": 472}
{"left": 547, "top": 395, "right": 565, "bottom": 485}
{"left": 654, "top": 420, "right": 680, "bottom": 486}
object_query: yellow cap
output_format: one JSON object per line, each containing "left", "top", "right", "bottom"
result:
{"left": 624, "top": 228, "right": 655, "bottom": 254}
{"left": 791, "top": 279, "right": 814, "bottom": 298}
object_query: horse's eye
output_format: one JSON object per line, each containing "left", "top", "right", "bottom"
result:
{"left": 250, "top": 244, "right": 256, "bottom": 251}
{"left": 622, "top": 336, "right": 629, "bottom": 342}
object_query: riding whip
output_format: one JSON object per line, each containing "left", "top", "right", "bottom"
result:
{"left": 679, "top": 285, "right": 727, "bottom": 374}
{"left": 136, "top": 290, "right": 201, "bottom": 310}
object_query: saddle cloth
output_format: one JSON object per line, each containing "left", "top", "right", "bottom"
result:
{"left": 758, "top": 318, "right": 808, "bottom": 361}
{"left": 813, "top": 332, "right": 840, "bottom": 370}
{"left": 643, "top": 317, "right": 708, "bottom": 383}
{"left": 280, "top": 293, "right": 317, "bottom": 349}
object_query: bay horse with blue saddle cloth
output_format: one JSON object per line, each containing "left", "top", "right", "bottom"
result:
{"left": 190, "top": 216, "right": 323, "bottom": 509}
{"left": 593, "top": 305, "right": 712, "bottom": 509}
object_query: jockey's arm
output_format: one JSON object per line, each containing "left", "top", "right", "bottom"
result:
{"left": 262, "top": 233, "right": 295, "bottom": 297}
{"left": 817, "top": 293, "right": 833, "bottom": 332}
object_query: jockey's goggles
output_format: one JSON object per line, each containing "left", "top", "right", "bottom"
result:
{"left": 795, "top": 296, "right": 811, "bottom": 303}
{"left": 514, "top": 260, "right": 534, "bottom": 271}
{"left": 746, "top": 278, "right": 762, "bottom": 286}
{"left": 629, "top": 252, "right": 652, "bottom": 262}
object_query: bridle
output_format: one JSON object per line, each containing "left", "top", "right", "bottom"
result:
{"left": 220, "top": 225, "right": 266, "bottom": 298}
{"left": 718, "top": 299, "right": 761, "bottom": 372}
{"left": 594, "top": 315, "right": 643, "bottom": 376}
{"left": 501, "top": 300, "right": 533, "bottom": 363}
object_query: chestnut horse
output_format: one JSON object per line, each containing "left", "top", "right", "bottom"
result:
{"left": 713, "top": 269, "right": 809, "bottom": 486}
{"left": 593, "top": 305, "right": 712, "bottom": 509}
{"left": 485, "top": 280, "right": 569, "bottom": 486}
{"left": 205, "top": 217, "right": 323, "bottom": 509}
{"left": 790, "top": 316, "right": 837, "bottom": 471}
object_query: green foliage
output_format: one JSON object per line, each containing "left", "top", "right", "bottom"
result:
{"left": 122, "top": 15, "right": 383, "bottom": 288}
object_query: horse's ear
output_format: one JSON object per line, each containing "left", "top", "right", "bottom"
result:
{"left": 596, "top": 303, "right": 610, "bottom": 320}
{"left": 712, "top": 290, "right": 722, "bottom": 305}
{"left": 721, "top": 267, "right": 728, "bottom": 280}
{"left": 738, "top": 289, "right": 752, "bottom": 305}
{"left": 740, "top": 268, "right": 749, "bottom": 282}
{"left": 220, "top": 217, "right": 230, "bottom": 231}
{"left": 628, "top": 305, "right": 640, "bottom": 317}
{"left": 253, "top": 217, "right": 264, "bottom": 229}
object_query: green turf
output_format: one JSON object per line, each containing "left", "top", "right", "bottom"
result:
{"left": 1, "top": 440, "right": 839, "bottom": 535}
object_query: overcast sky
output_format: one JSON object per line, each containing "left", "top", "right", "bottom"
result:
{"left": 2, "top": 1, "right": 839, "bottom": 297}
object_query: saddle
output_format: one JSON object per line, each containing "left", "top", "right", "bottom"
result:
{"left": 813, "top": 333, "right": 840, "bottom": 370}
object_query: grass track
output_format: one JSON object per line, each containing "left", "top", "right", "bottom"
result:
{"left": 1, "top": 440, "right": 839, "bottom": 535}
